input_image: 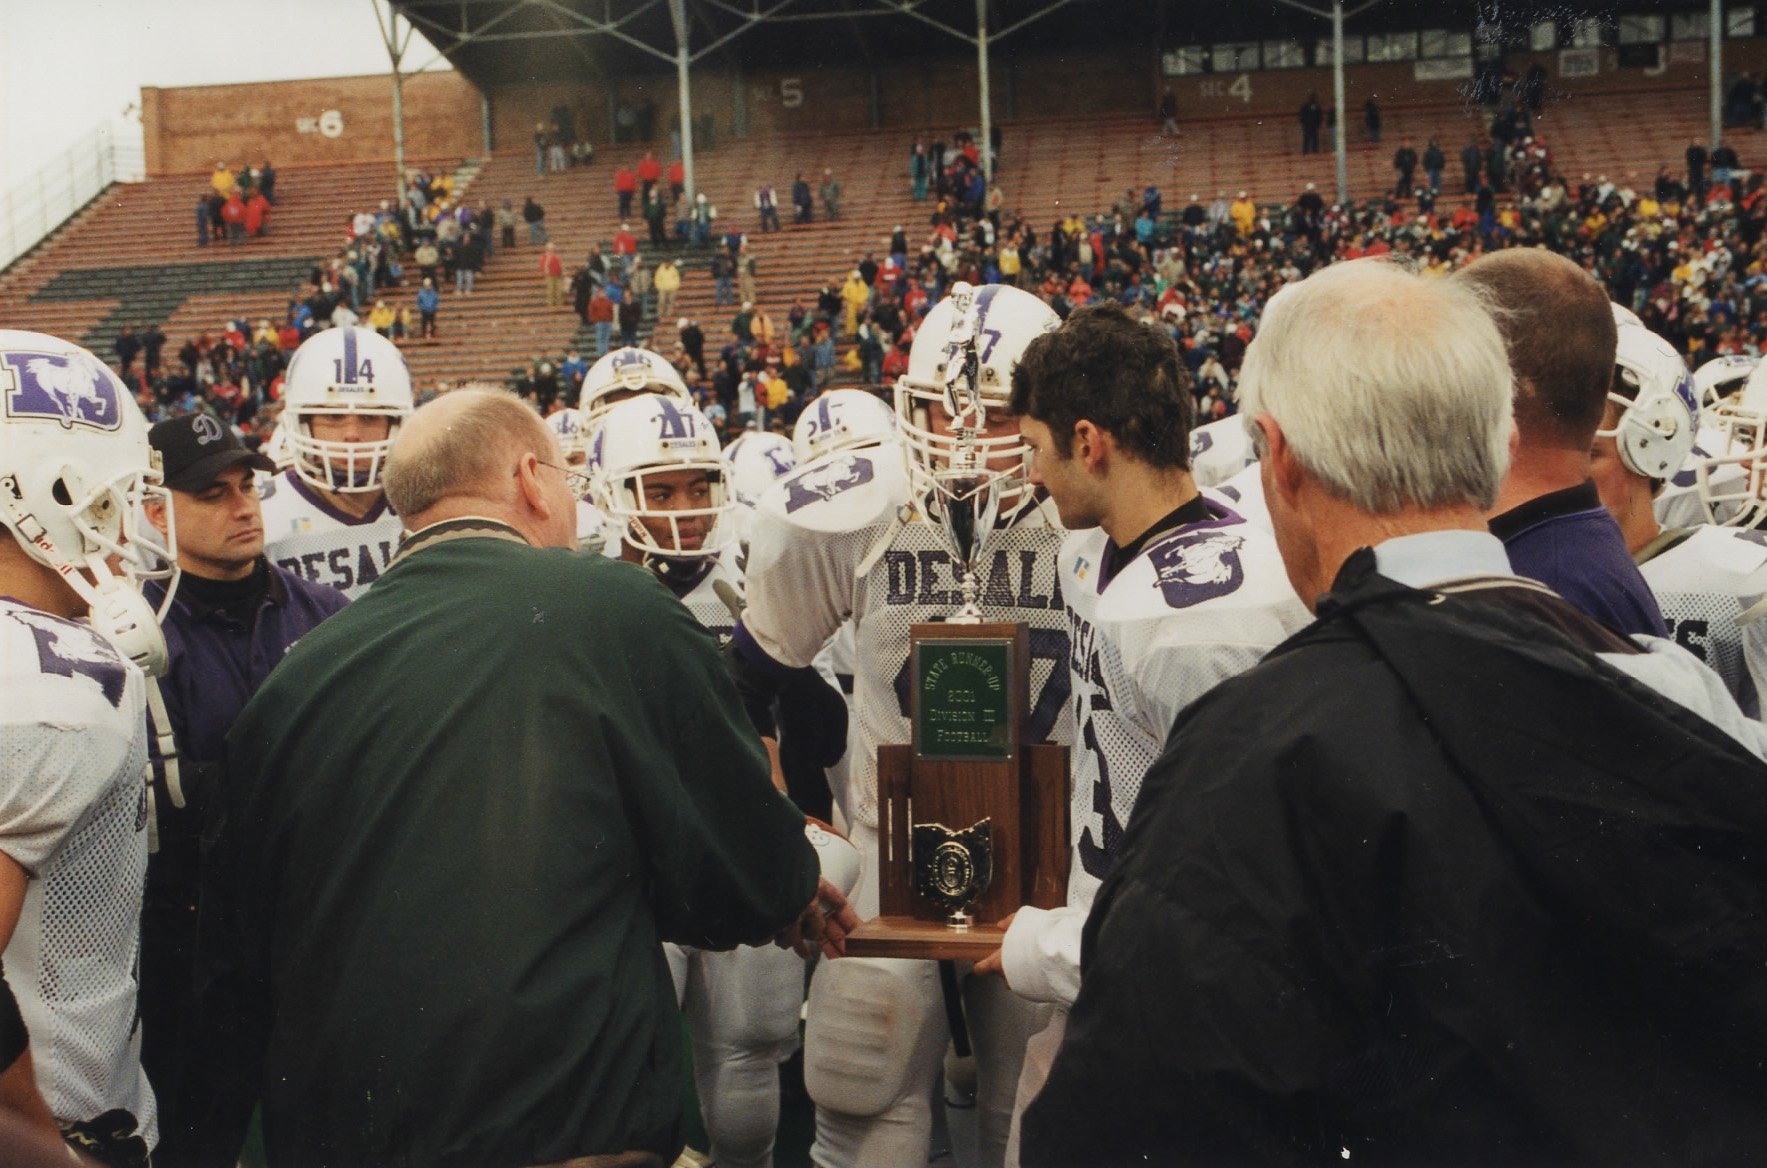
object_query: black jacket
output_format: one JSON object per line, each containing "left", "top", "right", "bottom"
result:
{"left": 1023, "top": 552, "right": 1767, "bottom": 1166}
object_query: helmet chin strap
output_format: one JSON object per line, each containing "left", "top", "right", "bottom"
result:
{"left": 78, "top": 569, "right": 172, "bottom": 677}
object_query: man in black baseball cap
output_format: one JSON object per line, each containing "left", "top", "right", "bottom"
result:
{"left": 137, "top": 415, "right": 346, "bottom": 1162}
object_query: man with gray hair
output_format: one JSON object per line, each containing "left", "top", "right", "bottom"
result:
{"left": 1022, "top": 259, "right": 1767, "bottom": 1165}
{"left": 189, "top": 388, "right": 849, "bottom": 1167}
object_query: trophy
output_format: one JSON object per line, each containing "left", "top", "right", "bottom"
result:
{"left": 846, "top": 353, "right": 1068, "bottom": 959}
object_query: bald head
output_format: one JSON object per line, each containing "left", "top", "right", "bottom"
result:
{"left": 1452, "top": 248, "right": 1617, "bottom": 452}
{"left": 384, "top": 389, "right": 560, "bottom": 529}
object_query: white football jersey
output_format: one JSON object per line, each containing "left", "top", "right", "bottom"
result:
{"left": 0, "top": 601, "right": 156, "bottom": 1141}
{"left": 1203, "top": 460, "right": 1271, "bottom": 532}
{"left": 671, "top": 553, "right": 745, "bottom": 646}
{"left": 1637, "top": 523, "right": 1767, "bottom": 717}
{"left": 1188, "top": 414, "right": 1255, "bottom": 488}
{"left": 258, "top": 468, "right": 404, "bottom": 600}
{"left": 999, "top": 510, "right": 1310, "bottom": 1007}
{"left": 742, "top": 446, "right": 1074, "bottom": 830}
{"left": 1655, "top": 425, "right": 1744, "bottom": 527}
{"left": 575, "top": 497, "right": 606, "bottom": 553}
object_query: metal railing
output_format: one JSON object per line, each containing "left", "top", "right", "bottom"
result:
{"left": 1, "top": 120, "right": 146, "bottom": 274}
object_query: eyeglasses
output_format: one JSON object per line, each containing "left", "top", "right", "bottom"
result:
{"left": 527, "top": 458, "right": 592, "bottom": 498}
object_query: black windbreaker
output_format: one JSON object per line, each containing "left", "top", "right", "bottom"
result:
{"left": 1023, "top": 550, "right": 1767, "bottom": 1166}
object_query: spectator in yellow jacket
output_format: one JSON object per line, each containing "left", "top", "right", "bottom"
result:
{"left": 654, "top": 259, "right": 681, "bottom": 323}
{"left": 840, "top": 270, "right": 870, "bottom": 339}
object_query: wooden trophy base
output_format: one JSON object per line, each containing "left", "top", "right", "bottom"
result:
{"left": 844, "top": 736, "right": 1068, "bottom": 961}
{"left": 846, "top": 916, "right": 1006, "bottom": 960}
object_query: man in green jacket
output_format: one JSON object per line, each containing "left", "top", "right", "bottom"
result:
{"left": 190, "top": 388, "right": 841, "bottom": 1168}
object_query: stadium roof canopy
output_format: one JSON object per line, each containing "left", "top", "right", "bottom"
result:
{"left": 391, "top": 0, "right": 1627, "bottom": 89}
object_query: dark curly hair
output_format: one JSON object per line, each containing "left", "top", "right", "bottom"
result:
{"left": 1007, "top": 302, "right": 1194, "bottom": 469}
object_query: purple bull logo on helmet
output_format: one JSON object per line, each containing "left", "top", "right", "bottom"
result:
{"left": 3, "top": 352, "right": 122, "bottom": 431}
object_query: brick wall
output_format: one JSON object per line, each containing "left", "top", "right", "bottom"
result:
{"left": 141, "top": 71, "right": 485, "bottom": 176}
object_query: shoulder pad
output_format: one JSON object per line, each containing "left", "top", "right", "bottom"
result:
{"left": 758, "top": 446, "right": 911, "bottom": 534}
{"left": 1102, "top": 522, "right": 1275, "bottom": 620}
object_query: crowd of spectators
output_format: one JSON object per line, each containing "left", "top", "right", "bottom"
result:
{"left": 150, "top": 104, "right": 1767, "bottom": 452}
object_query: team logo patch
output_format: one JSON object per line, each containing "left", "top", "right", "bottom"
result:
{"left": 1149, "top": 530, "right": 1245, "bottom": 608}
{"left": 192, "top": 414, "right": 224, "bottom": 444}
{"left": 784, "top": 452, "right": 875, "bottom": 513}
{"left": 2, "top": 351, "right": 122, "bottom": 430}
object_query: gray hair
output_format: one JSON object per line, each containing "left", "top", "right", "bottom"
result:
{"left": 1239, "top": 259, "right": 1514, "bottom": 513}
{"left": 383, "top": 389, "right": 556, "bottom": 518}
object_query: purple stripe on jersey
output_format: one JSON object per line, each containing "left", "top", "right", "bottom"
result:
{"left": 343, "top": 327, "right": 359, "bottom": 384}
{"left": 286, "top": 469, "right": 392, "bottom": 527}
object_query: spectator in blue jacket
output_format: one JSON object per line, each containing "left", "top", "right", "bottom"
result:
{"left": 417, "top": 279, "right": 440, "bottom": 339}
{"left": 139, "top": 416, "right": 347, "bottom": 1163}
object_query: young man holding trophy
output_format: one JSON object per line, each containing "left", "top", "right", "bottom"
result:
{"left": 978, "top": 302, "right": 1311, "bottom": 1162}
{"left": 731, "top": 283, "right": 1068, "bottom": 1166}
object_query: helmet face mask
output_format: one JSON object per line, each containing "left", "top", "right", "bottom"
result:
{"left": 1598, "top": 324, "right": 1698, "bottom": 481}
{"left": 893, "top": 283, "right": 1059, "bottom": 513}
{"left": 0, "top": 332, "right": 179, "bottom": 673}
{"left": 282, "top": 327, "right": 414, "bottom": 494}
{"left": 1704, "top": 365, "right": 1767, "bottom": 526}
{"left": 588, "top": 395, "right": 733, "bottom": 561}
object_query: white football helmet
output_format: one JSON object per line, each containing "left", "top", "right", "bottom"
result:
{"left": 1701, "top": 359, "right": 1767, "bottom": 527}
{"left": 545, "top": 407, "right": 590, "bottom": 465}
{"left": 588, "top": 394, "right": 733, "bottom": 561}
{"left": 259, "top": 424, "right": 293, "bottom": 471}
{"left": 1694, "top": 354, "right": 1758, "bottom": 411}
{"left": 1610, "top": 301, "right": 1644, "bottom": 329}
{"left": 793, "top": 389, "right": 898, "bottom": 463}
{"left": 282, "top": 326, "right": 414, "bottom": 494}
{"left": 0, "top": 330, "right": 178, "bottom": 674}
{"left": 893, "top": 282, "right": 1059, "bottom": 509}
{"left": 1599, "top": 324, "right": 1698, "bottom": 480}
{"left": 581, "top": 347, "right": 692, "bottom": 426}
{"left": 725, "top": 430, "right": 798, "bottom": 511}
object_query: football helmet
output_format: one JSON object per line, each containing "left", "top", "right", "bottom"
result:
{"left": 793, "top": 389, "right": 898, "bottom": 463}
{"left": 0, "top": 330, "right": 178, "bottom": 674}
{"left": 1610, "top": 301, "right": 1644, "bottom": 329}
{"left": 581, "top": 347, "right": 692, "bottom": 426}
{"left": 893, "top": 282, "right": 1059, "bottom": 509}
{"left": 588, "top": 394, "right": 733, "bottom": 561}
{"left": 725, "top": 430, "right": 798, "bottom": 511}
{"left": 259, "top": 423, "right": 293, "bottom": 471}
{"left": 282, "top": 326, "right": 414, "bottom": 494}
{"left": 1694, "top": 353, "right": 1758, "bottom": 411}
{"left": 545, "top": 407, "right": 590, "bottom": 466}
{"left": 1701, "top": 359, "right": 1767, "bottom": 527}
{"left": 1600, "top": 323, "right": 1698, "bottom": 480}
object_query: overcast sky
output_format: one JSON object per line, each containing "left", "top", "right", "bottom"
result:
{"left": 0, "top": 0, "right": 449, "bottom": 184}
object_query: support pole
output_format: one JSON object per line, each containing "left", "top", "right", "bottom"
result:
{"left": 670, "top": 0, "right": 696, "bottom": 203}
{"left": 375, "top": 2, "right": 409, "bottom": 212}
{"left": 1332, "top": 0, "right": 1348, "bottom": 205}
{"left": 977, "top": 0, "right": 994, "bottom": 183}
{"left": 1711, "top": 0, "right": 1723, "bottom": 151}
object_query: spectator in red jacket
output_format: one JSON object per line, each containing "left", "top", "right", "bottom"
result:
{"left": 612, "top": 223, "right": 638, "bottom": 276}
{"left": 637, "top": 151, "right": 662, "bottom": 204}
{"left": 244, "top": 190, "right": 271, "bottom": 237}
{"left": 668, "top": 159, "right": 685, "bottom": 203}
{"left": 222, "top": 191, "right": 247, "bottom": 245}
{"left": 540, "top": 243, "right": 566, "bottom": 306}
{"left": 615, "top": 165, "right": 638, "bottom": 218}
